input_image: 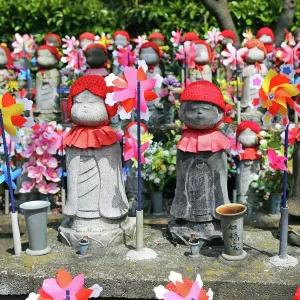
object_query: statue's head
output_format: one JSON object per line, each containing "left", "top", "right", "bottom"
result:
{"left": 220, "top": 29, "right": 236, "bottom": 47}
{"left": 179, "top": 81, "right": 227, "bottom": 130}
{"left": 44, "top": 33, "right": 62, "bottom": 48}
{"left": 68, "top": 75, "right": 118, "bottom": 126}
{"left": 84, "top": 44, "right": 108, "bottom": 68}
{"left": 194, "top": 40, "right": 211, "bottom": 65}
{"left": 244, "top": 39, "right": 266, "bottom": 64}
{"left": 125, "top": 122, "right": 148, "bottom": 139}
{"left": 139, "top": 42, "right": 161, "bottom": 65}
{"left": 79, "top": 32, "right": 95, "bottom": 50}
{"left": 148, "top": 32, "right": 165, "bottom": 47}
{"left": 237, "top": 121, "right": 260, "bottom": 147}
{"left": 0, "top": 45, "right": 13, "bottom": 69}
{"left": 113, "top": 30, "right": 130, "bottom": 48}
{"left": 256, "top": 27, "right": 274, "bottom": 44}
{"left": 37, "top": 45, "right": 61, "bottom": 69}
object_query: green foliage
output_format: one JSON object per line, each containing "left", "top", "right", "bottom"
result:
{"left": 0, "top": 0, "right": 299, "bottom": 44}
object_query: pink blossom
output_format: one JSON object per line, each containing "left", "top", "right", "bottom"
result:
{"left": 22, "top": 156, "right": 36, "bottom": 173}
{"left": 43, "top": 121, "right": 57, "bottom": 139}
{"left": 35, "top": 136, "right": 58, "bottom": 155}
{"left": 27, "top": 166, "right": 46, "bottom": 183}
{"left": 37, "top": 155, "right": 58, "bottom": 169}
{"left": 36, "top": 181, "right": 60, "bottom": 194}
{"left": 45, "top": 168, "right": 61, "bottom": 182}
{"left": 52, "top": 125, "right": 71, "bottom": 155}
{"left": 21, "top": 144, "right": 35, "bottom": 158}
{"left": 19, "top": 180, "right": 35, "bottom": 193}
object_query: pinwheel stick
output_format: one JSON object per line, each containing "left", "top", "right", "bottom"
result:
{"left": 0, "top": 109, "right": 22, "bottom": 255}
{"left": 279, "top": 124, "right": 289, "bottom": 258}
{"left": 61, "top": 139, "right": 66, "bottom": 211}
{"left": 184, "top": 51, "right": 187, "bottom": 88}
{"left": 23, "top": 44, "right": 32, "bottom": 98}
{"left": 235, "top": 51, "right": 241, "bottom": 124}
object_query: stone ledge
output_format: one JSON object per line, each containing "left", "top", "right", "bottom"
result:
{"left": 0, "top": 227, "right": 300, "bottom": 299}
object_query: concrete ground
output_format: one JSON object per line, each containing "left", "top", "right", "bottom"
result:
{"left": 1, "top": 223, "right": 300, "bottom": 300}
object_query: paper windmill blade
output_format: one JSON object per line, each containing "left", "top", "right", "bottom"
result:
{"left": 124, "top": 137, "right": 149, "bottom": 163}
{"left": 12, "top": 33, "right": 37, "bottom": 60}
{"left": 175, "top": 41, "right": 197, "bottom": 68}
{"left": 0, "top": 164, "right": 21, "bottom": 189}
{"left": 250, "top": 69, "right": 300, "bottom": 128}
{"left": 95, "top": 32, "right": 113, "bottom": 50}
{"left": 279, "top": 42, "right": 300, "bottom": 65}
{"left": 105, "top": 60, "right": 163, "bottom": 120}
{"left": 267, "top": 149, "right": 288, "bottom": 171}
{"left": 170, "top": 29, "right": 183, "bottom": 47}
{"left": 0, "top": 92, "right": 35, "bottom": 137}
{"left": 62, "top": 35, "right": 79, "bottom": 51}
{"left": 115, "top": 46, "right": 136, "bottom": 67}
{"left": 221, "top": 43, "right": 247, "bottom": 70}
{"left": 61, "top": 49, "right": 86, "bottom": 74}
{"left": 132, "top": 35, "right": 148, "bottom": 49}
{"left": 205, "top": 27, "right": 222, "bottom": 49}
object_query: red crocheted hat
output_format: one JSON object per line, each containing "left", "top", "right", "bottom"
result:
{"left": 237, "top": 121, "right": 260, "bottom": 137}
{"left": 79, "top": 32, "right": 95, "bottom": 41}
{"left": 180, "top": 80, "right": 225, "bottom": 110}
{"left": 44, "top": 33, "right": 62, "bottom": 47}
{"left": 148, "top": 32, "right": 165, "bottom": 42}
{"left": 139, "top": 41, "right": 162, "bottom": 57}
{"left": 68, "top": 75, "right": 118, "bottom": 120}
{"left": 194, "top": 40, "right": 212, "bottom": 60}
{"left": 221, "top": 30, "right": 236, "bottom": 43}
{"left": 37, "top": 45, "right": 61, "bottom": 61}
{"left": 183, "top": 32, "right": 199, "bottom": 42}
{"left": 256, "top": 27, "right": 274, "bottom": 41}
{"left": 0, "top": 45, "right": 13, "bottom": 67}
{"left": 113, "top": 30, "right": 130, "bottom": 41}
{"left": 84, "top": 43, "right": 108, "bottom": 55}
{"left": 245, "top": 39, "right": 267, "bottom": 57}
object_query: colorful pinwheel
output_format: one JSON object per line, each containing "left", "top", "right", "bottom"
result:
{"left": 285, "top": 29, "right": 296, "bottom": 46}
{"left": 11, "top": 33, "right": 36, "bottom": 60}
{"left": 267, "top": 149, "right": 288, "bottom": 171}
{"left": 132, "top": 35, "right": 148, "bottom": 49}
{"left": 62, "top": 35, "right": 79, "bottom": 51}
{"left": 175, "top": 41, "right": 197, "bottom": 68}
{"left": 95, "top": 32, "right": 113, "bottom": 50}
{"left": 221, "top": 43, "right": 247, "bottom": 70}
{"left": 61, "top": 49, "right": 86, "bottom": 74}
{"left": 0, "top": 164, "right": 21, "bottom": 189}
{"left": 278, "top": 42, "right": 300, "bottom": 65}
{"left": 105, "top": 60, "right": 163, "bottom": 120}
{"left": 0, "top": 92, "right": 34, "bottom": 137}
{"left": 170, "top": 29, "right": 183, "bottom": 47}
{"left": 205, "top": 27, "right": 222, "bottom": 48}
{"left": 250, "top": 69, "right": 300, "bottom": 127}
{"left": 114, "top": 46, "right": 136, "bottom": 67}
{"left": 124, "top": 137, "right": 149, "bottom": 163}
{"left": 19, "top": 69, "right": 31, "bottom": 81}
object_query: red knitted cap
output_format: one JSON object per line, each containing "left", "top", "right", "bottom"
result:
{"left": 37, "top": 45, "right": 61, "bottom": 61}
{"left": 194, "top": 40, "right": 212, "bottom": 60}
{"left": 256, "top": 27, "right": 274, "bottom": 41}
{"left": 148, "top": 32, "right": 165, "bottom": 42}
{"left": 183, "top": 32, "right": 199, "bottom": 42}
{"left": 68, "top": 75, "right": 118, "bottom": 120}
{"left": 84, "top": 43, "right": 108, "bottom": 55}
{"left": 180, "top": 80, "right": 225, "bottom": 111}
{"left": 113, "top": 30, "right": 130, "bottom": 41}
{"left": 79, "top": 32, "right": 95, "bottom": 41}
{"left": 237, "top": 121, "right": 260, "bottom": 136}
{"left": 221, "top": 30, "right": 236, "bottom": 43}
{"left": 0, "top": 45, "right": 13, "bottom": 67}
{"left": 44, "top": 33, "right": 62, "bottom": 47}
{"left": 139, "top": 41, "right": 162, "bottom": 57}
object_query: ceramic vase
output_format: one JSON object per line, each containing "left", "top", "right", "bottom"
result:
{"left": 20, "top": 201, "right": 51, "bottom": 256}
{"left": 216, "top": 203, "right": 247, "bottom": 261}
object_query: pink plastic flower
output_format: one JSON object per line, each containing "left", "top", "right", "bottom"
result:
{"left": 42, "top": 121, "right": 57, "bottom": 139}
{"left": 45, "top": 168, "right": 61, "bottom": 182}
{"left": 21, "top": 144, "right": 35, "bottom": 158}
{"left": 35, "top": 136, "right": 58, "bottom": 155}
{"left": 36, "top": 181, "right": 59, "bottom": 194}
{"left": 27, "top": 166, "right": 46, "bottom": 183}
{"left": 62, "top": 35, "right": 79, "bottom": 51}
{"left": 175, "top": 41, "right": 197, "bottom": 68}
{"left": 132, "top": 35, "right": 148, "bottom": 49}
{"left": 205, "top": 27, "right": 222, "bottom": 48}
{"left": 22, "top": 156, "right": 36, "bottom": 173}
{"left": 170, "top": 29, "right": 183, "bottom": 47}
{"left": 37, "top": 155, "right": 58, "bottom": 169}
{"left": 221, "top": 43, "right": 248, "bottom": 70}
{"left": 19, "top": 180, "right": 35, "bottom": 193}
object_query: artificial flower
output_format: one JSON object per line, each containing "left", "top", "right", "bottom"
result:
{"left": 19, "top": 180, "right": 35, "bottom": 193}
{"left": 221, "top": 43, "right": 247, "bottom": 70}
{"left": 267, "top": 148, "right": 288, "bottom": 171}
{"left": 175, "top": 41, "right": 197, "bottom": 68}
{"left": 62, "top": 36, "right": 79, "bottom": 51}
{"left": 170, "top": 29, "right": 183, "bottom": 47}
{"left": 132, "top": 35, "right": 148, "bottom": 49}
{"left": 95, "top": 32, "right": 113, "bottom": 50}
{"left": 242, "top": 29, "right": 254, "bottom": 44}
{"left": 27, "top": 165, "right": 46, "bottom": 183}
{"left": 205, "top": 27, "right": 222, "bottom": 48}
{"left": 36, "top": 181, "right": 60, "bottom": 194}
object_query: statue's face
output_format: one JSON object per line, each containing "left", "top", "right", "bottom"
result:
{"left": 180, "top": 101, "right": 223, "bottom": 130}
{"left": 37, "top": 49, "right": 58, "bottom": 68}
{"left": 237, "top": 128, "right": 258, "bottom": 147}
{"left": 139, "top": 47, "right": 160, "bottom": 65}
{"left": 221, "top": 37, "right": 233, "bottom": 47}
{"left": 71, "top": 90, "right": 109, "bottom": 126}
{"left": 0, "top": 48, "right": 8, "bottom": 68}
{"left": 245, "top": 46, "right": 265, "bottom": 63}
{"left": 151, "top": 38, "right": 164, "bottom": 47}
{"left": 85, "top": 48, "right": 107, "bottom": 68}
{"left": 194, "top": 44, "right": 209, "bottom": 64}
{"left": 259, "top": 34, "right": 272, "bottom": 44}
{"left": 80, "top": 39, "right": 93, "bottom": 50}
{"left": 45, "top": 37, "right": 60, "bottom": 48}
{"left": 114, "top": 34, "right": 129, "bottom": 48}
{"left": 128, "top": 124, "right": 146, "bottom": 139}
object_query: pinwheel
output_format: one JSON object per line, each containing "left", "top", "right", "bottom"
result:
{"left": 61, "top": 49, "right": 86, "bottom": 74}
{"left": 114, "top": 46, "right": 136, "bottom": 67}
{"left": 124, "top": 137, "right": 149, "bottom": 163}
{"left": 95, "top": 32, "right": 113, "bottom": 50}
{"left": 285, "top": 29, "right": 296, "bottom": 46}
{"left": 291, "top": 76, "right": 300, "bottom": 90}
{"left": 267, "top": 149, "right": 288, "bottom": 171}
{"left": 105, "top": 60, "right": 163, "bottom": 120}
{"left": 19, "top": 69, "right": 31, "bottom": 81}
{"left": 0, "top": 164, "right": 21, "bottom": 189}
{"left": 132, "top": 35, "right": 148, "bottom": 49}
{"left": 11, "top": 33, "right": 36, "bottom": 60}
{"left": 170, "top": 29, "right": 183, "bottom": 47}
{"left": 221, "top": 43, "right": 247, "bottom": 70}
{"left": 242, "top": 29, "right": 254, "bottom": 45}
{"left": 250, "top": 69, "right": 300, "bottom": 128}
{"left": 205, "top": 27, "right": 222, "bottom": 48}
{"left": 154, "top": 271, "right": 213, "bottom": 300}
{"left": 280, "top": 64, "right": 296, "bottom": 79}
{"left": 175, "top": 41, "right": 197, "bottom": 68}
{"left": 279, "top": 42, "right": 300, "bottom": 65}
{"left": 62, "top": 35, "right": 79, "bottom": 51}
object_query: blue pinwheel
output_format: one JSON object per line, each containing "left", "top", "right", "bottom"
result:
{"left": 59, "top": 169, "right": 67, "bottom": 178}
{"left": 19, "top": 69, "right": 31, "bottom": 81}
{"left": 31, "top": 56, "right": 37, "bottom": 67}
{"left": 0, "top": 164, "right": 22, "bottom": 189}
